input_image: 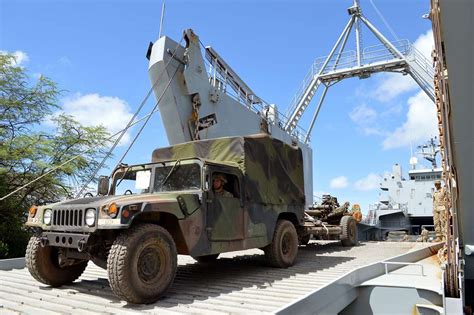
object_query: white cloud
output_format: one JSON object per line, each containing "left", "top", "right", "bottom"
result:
{"left": 329, "top": 176, "right": 349, "bottom": 189}
{"left": 382, "top": 91, "right": 437, "bottom": 149}
{"left": 0, "top": 50, "right": 29, "bottom": 66}
{"left": 350, "top": 103, "right": 377, "bottom": 122}
{"left": 372, "top": 73, "right": 417, "bottom": 102}
{"left": 58, "top": 93, "right": 134, "bottom": 145}
{"left": 354, "top": 173, "right": 380, "bottom": 191}
{"left": 349, "top": 104, "right": 383, "bottom": 135}
{"left": 372, "top": 30, "right": 434, "bottom": 102}
{"left": 413, "top": 29, "right": 434, "bottom": 59}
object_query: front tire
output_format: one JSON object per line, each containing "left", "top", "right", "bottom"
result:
{"left": 107, "top": 224, "right": 177, "bottom": 304}
{"left": 26, "top": 236, "right": 87, "bottom": 287}
{"left": 264, "top": 220, "right": 298, "bottom": 268}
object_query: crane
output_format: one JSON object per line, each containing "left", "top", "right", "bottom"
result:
{"left": 284, "top": 0, "right": 435, "bottom": 142}
{"left": 146, "top": 1, "right": 435, "bottom": 209}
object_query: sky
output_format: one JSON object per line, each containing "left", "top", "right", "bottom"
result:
{"left": 0, "top": 0, "right": 438, "bottom": 213}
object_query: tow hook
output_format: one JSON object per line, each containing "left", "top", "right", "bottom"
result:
{"left": 78, "top": 238, "right": 87, "bottom": 252}
{"left": 39, "top": 237, "right": 49, "bottom": 248}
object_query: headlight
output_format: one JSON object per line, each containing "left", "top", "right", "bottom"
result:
{"left": 85, "top": 209, "right": 96, "bottom": 227}
{"left": 43, "top": 209, "right": 52, "bottom": 225}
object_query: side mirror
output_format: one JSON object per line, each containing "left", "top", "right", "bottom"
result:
{"left": 204, "top": 174, "right": 210, "bottom": 191}
{"left": 203, "top": 166, "right": 210, "bottom": 192}
{"left": 97, "top": 176, "right": 109, "bottom": 196}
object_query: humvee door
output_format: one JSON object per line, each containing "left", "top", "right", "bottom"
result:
{"left": 205, "top": 168, "right": 244, "bottom": 241}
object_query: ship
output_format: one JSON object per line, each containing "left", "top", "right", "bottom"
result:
{"left": 0, "top": 0, "right": 470, "bottom": 313}
{"left": 358, "top": 138, "right": 442, "bottom": 241}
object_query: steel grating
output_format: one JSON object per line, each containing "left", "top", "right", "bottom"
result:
{"left": 0, "top": 241, "right": 432, "bottom": 314}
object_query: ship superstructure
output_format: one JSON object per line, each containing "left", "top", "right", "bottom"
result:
{"left": 361, "top": 139, "right": 442, "bottom": 240}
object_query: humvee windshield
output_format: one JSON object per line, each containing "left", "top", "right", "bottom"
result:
{"left": 112, "top": 166, "right": 152, "bottom": 195}
{"left": 153, "top": 162, "right": 201, "bottom": 192}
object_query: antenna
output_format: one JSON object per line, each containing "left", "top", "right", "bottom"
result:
{"left": 409, "top": 139, "right": 417, "bottom": 169}
{"left": 417, "top": 137, "right": 439, "bottom": 168}
{"left": 158, "top": 1, "right": 166, "bottom": 39}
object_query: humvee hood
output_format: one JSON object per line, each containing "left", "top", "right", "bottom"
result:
{"left": 49, "top": 193, "right": 190, "bottom": 209}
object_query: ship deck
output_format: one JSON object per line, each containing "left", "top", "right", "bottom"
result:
{"left": 0, "top": 241, "right": 432, "bottom": 314}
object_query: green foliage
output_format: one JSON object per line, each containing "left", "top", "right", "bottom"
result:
{"left": 0, "top": 54, "right": 111, "bottom": 258}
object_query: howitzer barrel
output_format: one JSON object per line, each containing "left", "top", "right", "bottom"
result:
{"left": 311, "top": 205, "right": 333, "bottom": 210}
{"left": 304, "top": 225, "right": 342, "bottom": 235}
{"left": 305, "top": 210, "right": 324, "bottom": 216}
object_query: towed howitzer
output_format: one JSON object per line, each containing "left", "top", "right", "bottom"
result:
{"left": 306, "top": 194, "right": 351, "bottom": 224}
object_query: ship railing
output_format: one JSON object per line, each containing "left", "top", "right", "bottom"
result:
{"left": 363, "top": 209, "right": 378, "bottom": 225}
{"left": 284, "top": 39, "right": 412, "bottom": 119}
{"left": 203, "top": 52, "right": 309, "bottom": 143}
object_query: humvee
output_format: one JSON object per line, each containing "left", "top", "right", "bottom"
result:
{"left": 25, "top": 135, "right": 357, "bottom": 304}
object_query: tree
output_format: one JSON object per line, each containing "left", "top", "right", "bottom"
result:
{"left": 0, "top": 54, "right": 111, "bottom": 258}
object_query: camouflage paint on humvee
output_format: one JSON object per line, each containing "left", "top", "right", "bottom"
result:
{"left": 150, "top": 133, "right": 306, "bottom": 256}
{"left": 26, "top": 133, "right": 305, "bottom": 257}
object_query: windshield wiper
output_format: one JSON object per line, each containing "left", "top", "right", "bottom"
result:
{"left": 161, "top": 160, "right": 181, "bottom": 186}
{"left": 117, "top": 164, "right": 146, "bottom": 188}
{"left": 116, "top": 167, "right": 130, "bottom": 188}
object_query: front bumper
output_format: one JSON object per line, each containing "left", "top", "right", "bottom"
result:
{"left": 40, "top": 232, "right": 90, "bottom": 251}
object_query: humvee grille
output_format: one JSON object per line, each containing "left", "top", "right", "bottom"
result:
{"left": 52, "top": 209, "right": 84, "bottom": 227}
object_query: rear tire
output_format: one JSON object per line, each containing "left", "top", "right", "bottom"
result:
{"left": 194, "top": 254, "right": 219, "bottom": 263}
{"left": 107, "top": 224, "right": 177, "bottom": 304}
{"left": 26, "top": 236, "right": 87, "bottom": 287}
{"left": 340, "top": 216, "right": 357, "bottom": 247}
{"left": 264, "top": 220, "right": 298, "bottom": 268}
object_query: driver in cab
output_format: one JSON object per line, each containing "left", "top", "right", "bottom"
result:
{"left": 212, "top": 173, "right": 233, "bottom": 198}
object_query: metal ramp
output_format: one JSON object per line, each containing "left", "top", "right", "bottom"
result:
{"left": 0, "top": 242, "right": 430, "bottom": 314}
{"left": 284, "top": 0, "right": 435, "bottom": 142}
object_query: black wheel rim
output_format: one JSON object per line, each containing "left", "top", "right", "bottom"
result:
{"left": 137, "top": 245, "right": 163, "bottom": 284}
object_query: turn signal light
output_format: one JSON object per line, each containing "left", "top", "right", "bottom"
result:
{"left": 108, "top": 203, "right": 118, "bottom": 218}
{"left": 29, "top": 205, "right": 38, "bottom": 217}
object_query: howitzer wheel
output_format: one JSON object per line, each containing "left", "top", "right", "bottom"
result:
{"left": 107, "top": 224, "right": 177, "bottom": 304}
{"left": 26, "top": 236, "right": 87, "bottom": 287}
{"left": 340, "top": 215, "right": 357, "bottom": 247}
{"left": 264, "top": 220, "right": 298, "bottom": 268}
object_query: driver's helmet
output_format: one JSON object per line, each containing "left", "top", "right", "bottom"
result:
{"left": 213, "top": 173, "right": 228, "bottom": 184}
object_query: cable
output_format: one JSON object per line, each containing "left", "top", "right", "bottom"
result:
{"left": 0, "top": 105, "right": 165, "bottom": 202}
{"left": 1, "top": 38, "right": 184, "bottom": 202}
{"left": 322, "top": 222, "right": 329, "bottom": 235}
{"left": 368, "top": 0, "right": 400, "bottom": 42}
{"left": 74, "top": 37, "right": 184, "bottom": 198}
{"left": 111, "top": 65, "right": 180, "bottom": 175}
